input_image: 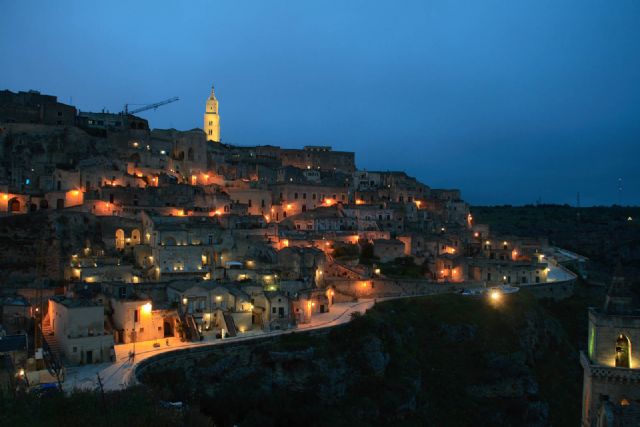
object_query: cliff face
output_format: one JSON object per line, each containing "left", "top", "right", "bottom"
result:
{"left": 0, "top": 211, "right": 101, "bottom": 285}
{"left": 0, "top": 123, "right": 112, "bottom": 171}
{"left": 140, "top": 292, "right": 581, "bottom": 427}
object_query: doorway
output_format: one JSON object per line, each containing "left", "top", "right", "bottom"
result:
{"left": 163, "top": 320, "right": 174, "bottom": 337}
{"left": 8, "top": 198, "right": 20, "bottom": 212}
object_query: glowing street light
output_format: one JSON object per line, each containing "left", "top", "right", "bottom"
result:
{"left": 489, "top": 289, "right": 502, "bottom": 303}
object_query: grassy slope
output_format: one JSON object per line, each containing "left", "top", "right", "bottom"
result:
{"left": 141, "top": 292, "right": 588, "bottom": 426}
{"left": 3, "top": 291, "right": 597, "bottom": 427}
{"left": 533, "top": 279, "right": 603, "bottom": 426}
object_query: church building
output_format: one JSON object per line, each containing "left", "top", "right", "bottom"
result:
{"left": 204, "top": 85, "right": 220, "bottom": 142}
{"left": 580, "top": 267, "right": 640, "bottom": 426}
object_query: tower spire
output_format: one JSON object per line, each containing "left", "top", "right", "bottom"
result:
{"left": 204, "top": 83, "right": 220, "bottom": 142}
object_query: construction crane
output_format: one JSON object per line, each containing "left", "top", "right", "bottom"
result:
{"left": 124, "top": 96, "right": 179, "bottom": 115}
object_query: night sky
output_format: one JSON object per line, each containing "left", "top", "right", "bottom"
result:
{"left": 2, "top": 1, "right": 639, "bottom": 206}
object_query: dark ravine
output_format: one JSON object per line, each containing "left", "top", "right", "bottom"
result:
{"left": 139, "top": 291, "right": 585, "bottom": 427}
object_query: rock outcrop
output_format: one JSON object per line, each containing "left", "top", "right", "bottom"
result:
{"left": 140, "top": 293, "right": 578, "bottom": 426}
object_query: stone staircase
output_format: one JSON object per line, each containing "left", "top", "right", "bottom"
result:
{"left": 41, "top": 314, "right": 67, "bottom": 376}
{"left": 41, "top": 315, "right": 63, "bottom": 357}
{"left": 186, "top": 314, "right": 202, "bottom": 341}
{"left": 178, "top": 313, "right": 202, "bottom": 341}
{"left": 222, "top": 313, "right": 238, "bottom": 337}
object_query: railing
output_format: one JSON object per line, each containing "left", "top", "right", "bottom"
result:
{"left": 187, "top": 314, "right": 202, "bottom": 341}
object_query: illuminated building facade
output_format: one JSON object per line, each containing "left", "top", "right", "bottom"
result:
{"left": 204, "top": 84, "right": 220, "bottom": 142}
{"left": 580, "top": 269, "right": 640, "bottom": 426}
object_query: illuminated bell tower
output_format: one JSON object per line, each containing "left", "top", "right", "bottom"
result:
{"left": 580, "top": 267, "right": 640, "bottom": 426}
{"left": 204, "top": 84, "right": 220, "bottom": 142}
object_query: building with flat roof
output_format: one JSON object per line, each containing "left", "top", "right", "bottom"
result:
{"left": 0, "top": 89, "right": 76, "bottom": 126}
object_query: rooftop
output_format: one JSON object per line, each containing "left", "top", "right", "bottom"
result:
{"left": 51, "top": 296, "right": 101, "bottom": 308}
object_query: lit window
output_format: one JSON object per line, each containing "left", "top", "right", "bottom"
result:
{"left": 616, "top": 334, "right": 631, "bottom": 368}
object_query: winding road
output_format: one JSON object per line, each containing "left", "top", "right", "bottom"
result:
{"left": 63, "top": 299, "right": 375, "bottom": 392}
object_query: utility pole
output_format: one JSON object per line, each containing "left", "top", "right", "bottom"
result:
{"left": 97, "top": 373, "right": 112, "bottom": 427}
{"left": 617, "top": 178, "right": 623, "bottom": 206}
{"left": 34, "top": 240, "right": 47, "bottom": 371}
{"left": 131, "top": 312, "right": 136, "bottom": 363}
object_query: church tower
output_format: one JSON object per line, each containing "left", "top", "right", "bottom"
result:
{"left": 204, "top": 85, "right": 220, "bottom": 142}
{"left": 580, "top": 266, "right": 640, "bottom": 426}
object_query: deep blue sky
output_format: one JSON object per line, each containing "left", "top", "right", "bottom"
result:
{"left": 2, "top": 1, "right": 639, "bottom": 206}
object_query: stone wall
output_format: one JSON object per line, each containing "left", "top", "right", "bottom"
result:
{"left": 326, "top": 277, "right": 485, "bottom": 299}
{"left": 326, "top": 275, "right": 577, "bottom": 301}
{"left": 520, "top": 281, "right": 575, "bottom": 301}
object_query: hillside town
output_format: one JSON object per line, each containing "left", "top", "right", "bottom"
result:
{"left": 0, "top": 86, "right": 588, "bottom": 401}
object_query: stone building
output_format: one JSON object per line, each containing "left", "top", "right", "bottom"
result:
{"left": 109, "top": 297, "right": 176, "bottom": 345}
{"left": 281, "top": 206, "right": 356, "bottom": 232}
{"left": 466, "top": 259, "right": 548, "bottom": 285}
{"left": 225, "top": 186, "right": 272, "bottom": 217}
{"left": 166, "top": 281, "right": 254, "bottom": 335}
{"left": 47, "top": 297, "right": 114, "bottom": 364}
{"left": 342, "top": 202, "right": 404, "bottom": 233}
{"left": 0, "top": 296, "right": 32, "bottom": 335}
{"left": 373, "top": 239, "right": 406, "bottom": 263}
{"left": 293, "top": 288, "right": 332, "bottom": 324}
{"left": 0, "top": 89, "right": 76, "bottom": 126}
{"left": 353, "top": 171, "right": 430, "bottom": 205}
{"left": 271, "top": 181, "right": 350, "bottom": 220}
{"left": 276, "top": 246, "right": 326, "bottom": 281}
{"left": 138, "top": 214, "right": 223, "bottom": 280}
{"left": 280, "top": 146, "right": 355, "bottom": 173}
{"left": 204, "top": 85, "right": 220, "bottom": 142}
{"left": 580, "top": 270, "right": 640, "bottom": 426}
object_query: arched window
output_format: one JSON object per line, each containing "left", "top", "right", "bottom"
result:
{"left": 163, "top": 235, "right": 177, "bottom": 246}
{"left": 615, "top": 334, "right": 631, "bottom": 368}
{"left": 131, "top": 229, "right": 141, "bottom": 245}
{"left": 8, "top": 198, "right": 20, "bottom": 212}
{"left": 115, "top": 229, "right": 125, "bottom": 250}
{"left": 187, "top": 147, "right": 194, "bottom": 161}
